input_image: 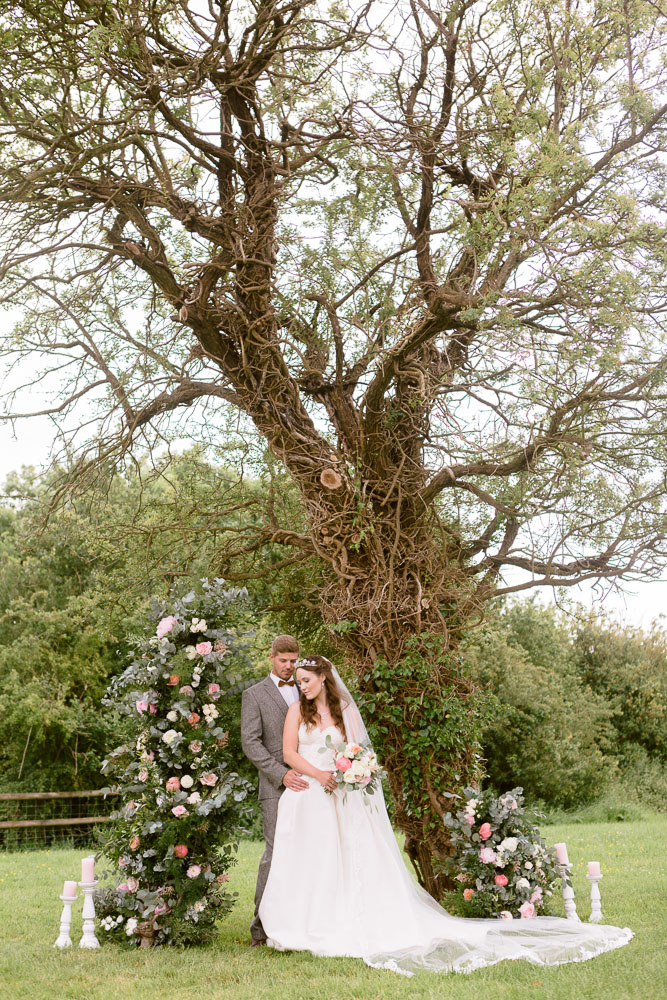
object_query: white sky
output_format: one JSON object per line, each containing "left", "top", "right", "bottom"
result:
{"left": 1, "top": 413, "right": 666, "bottom": 630}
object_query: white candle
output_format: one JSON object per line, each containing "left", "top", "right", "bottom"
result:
{"left": 554, "top": 842, "right": 569, "bottom": 865}
{"left": 587, "top": 861, "right": 601, "bottom": 877}
{"left": 63, "top": 880, "right": 77, "bottom": 898}
{"left": 81, "top": 856, "right": 95, "bottom": 883}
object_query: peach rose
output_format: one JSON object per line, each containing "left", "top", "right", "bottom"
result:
{"left": 129, "top": 836, "right": 140, "bottom": 851}
{"left": 166, "top": 674, "right": 180, "bottom": 687}
{"left": 188, "top": 713, "right": 200, "bottom": 727}
{"left": 479, "top": 822, "right": 492, "bottom": 840}
{"left": 173, "top": 844, "right": 188, "bottom": 858}
{"left": 463, "top": 888, "right": 475, "bottom": 901}
{"left": 166, "top": 776, "right": 181, "bottom": 792}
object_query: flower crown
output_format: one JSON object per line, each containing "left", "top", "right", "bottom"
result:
{"left": 294, "top": 658, "right": 317, "bottom": 668}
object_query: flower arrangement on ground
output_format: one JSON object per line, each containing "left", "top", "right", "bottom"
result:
{"left": 442, "top": 786, "right": 562, "bottom": 919}
{"left": 320, "top": 734, "right": 383, "bottom": 801}
{"left": 95, "top": 579, "right": 254, "bottom": 946}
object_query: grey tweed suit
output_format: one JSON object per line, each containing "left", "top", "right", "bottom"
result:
{"left": 241, "top": 675, "right": 292, "bottom": 942}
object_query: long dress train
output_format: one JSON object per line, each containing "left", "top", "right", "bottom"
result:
{"left": 258, "top": 724, "right": 633, "bottom": 976}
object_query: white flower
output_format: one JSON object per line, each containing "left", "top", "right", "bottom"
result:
{"left": 125, "top": 918, "right": 138, "bottom": 936}
{"left": 162, "top": 729, "right": 180, "bottom": 745}
{"left": 193, "top": 899, "right": 206, "bottom": 912}
{"left": 181, "top": 775, "right": 194, "bottom": 789}
{"left": 524, "top": 861, "right": 534, "bottom": 870}
{"left": 186, "top": 791, "right": 201, "bottom": 805}
{"left": 167, "top": 711, "right": 178, "bottom": 722}
{"left": 185, "top": 645, "right": 197, "bottom": 660}
{"left": 499, "top": 837, "right": 518, "bottom": 854}
{"left": 516, "top": 877, "right": 530, "bottom": 890}
{"left": 203, "top": 703, "right": 219, "bottom": 724}
{"left": 343, "top": 770, "right": 358, "bottom": 783}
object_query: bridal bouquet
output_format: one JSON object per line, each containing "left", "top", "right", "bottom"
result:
{"left": 442, "top": 786, "right": 562, "bottom": 919}
{"left": 320, "top": 734, "right": 383, "bottom": 801}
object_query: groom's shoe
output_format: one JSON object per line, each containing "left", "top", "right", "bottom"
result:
{"left": 250, "top": 937, "right": 267, "bottom": 948}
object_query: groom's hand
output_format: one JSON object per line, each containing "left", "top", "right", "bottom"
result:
{"left": 283, "top": 769, "right": 309, "bottom": 791}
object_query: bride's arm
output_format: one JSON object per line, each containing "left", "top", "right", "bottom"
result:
{"left": 283, "top": 704, "right": 337, "bottom": 789}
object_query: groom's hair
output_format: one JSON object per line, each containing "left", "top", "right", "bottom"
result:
{"left": 271, "top": 634, "right": 300, "bottom": 655}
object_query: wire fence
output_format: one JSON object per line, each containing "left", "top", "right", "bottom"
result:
{"left": 0, "top": 790, "right": 120, "bottom": 851}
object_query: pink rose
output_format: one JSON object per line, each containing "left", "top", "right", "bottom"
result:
{"left": 172, "top": 805, "right": 189, "bottom": 817}
{"left": 173, "top": 844, "right": 188, "bottom": 858}
{"left": 463, "top": 888, "right": 475, "bottom": 901}
{"left": 148, "top": 703, "right": 157, "bottom": 715}
{"left": 179, "top": 685, "right": 195, "bottom": 697}
{"left": 519, "top": 901, "right": 536, "bottom": 919}
{"left": 335, "top": 756, "right": 352, "bottom": 772}
{"left": 154, "top": 903, "right": 168, "bottom": 916}
{"left": 200, "top": 772, "right": 218, "bottom": 786}
{"left": 479, "top": 822, "right": 492, "bottom": 841}
{"left": 135, "top": 699, "right": 148, "bottom": 714}
{"left": 465, "top": 815, "right": 474, "bottom": 825}
{"left": 157, "top": 616, "right": 178, "bottom": 638}
{"left": 186, "top": 865, "right": 201, "bottom": 879}
{"left": 208, "top": 683, "right": 221, "bottom": 699}
{"left": 118, "top": 856, "right": 127, "bottom": 868}
{"left": 126, "top": 877, "right": 139, "bottom": 892}
{"left": 137, "top": 768, "right": 149, "bottom": 782}
{"left": 479, "top": 847, "right": 497, "bottom": 864}
{"left": 189, "top": 740, "right": 203, "bottom": 753}
{"left": 166, "top": 776, "right": 181, "bottom": 792}
{"left": 494, "top": 874, "right": 508, "bottom": 887}
{"left": 359, "top": 776, "right": 371, "bottom": 786}
{"left": 117, "top": 882, "right": 129, "bottom": 891}
{"left": 530, "top": 888, "right": 543, "bottom": 905}
{"left": 196, "top": 641, "right": 212, "bottom": 656}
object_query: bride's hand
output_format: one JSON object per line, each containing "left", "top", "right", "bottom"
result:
{"left": 317, "top": 770, "right": 338, "bottom": 791}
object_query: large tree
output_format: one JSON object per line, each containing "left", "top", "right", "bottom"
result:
{"left": 1, "top": 0, "right": 666, "bottom": 893}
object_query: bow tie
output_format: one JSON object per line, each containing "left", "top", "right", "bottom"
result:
{"left": 278, "top": 679, "right": 296, "bottom": 688}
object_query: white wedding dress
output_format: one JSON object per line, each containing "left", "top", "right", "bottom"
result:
{"left": 259, "top": 723, "right": 633, "bottom": 976}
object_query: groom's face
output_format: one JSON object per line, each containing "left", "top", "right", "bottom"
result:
{"left": 270, "top": 650, "right": 299, "bottom": 681}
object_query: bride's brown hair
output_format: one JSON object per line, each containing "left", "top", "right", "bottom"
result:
{"left": 296, "top": 655, "right": 346, "bottom": 733}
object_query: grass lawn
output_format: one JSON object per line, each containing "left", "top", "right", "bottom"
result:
{"left": 1, "top": 815, "right": 664, "bottom": 1000}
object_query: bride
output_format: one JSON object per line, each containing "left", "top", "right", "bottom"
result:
{"left": 258, "top": 655, "right": 633, "bottom": 976}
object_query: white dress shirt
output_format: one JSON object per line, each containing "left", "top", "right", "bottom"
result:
{"left": 270, "top": 671, "right": 300, "bottom": 707}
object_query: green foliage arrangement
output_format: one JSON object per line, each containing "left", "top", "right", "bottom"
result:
{"left": 442, "top": 787, "right": 561, "bottom": 919}
{"left": 95, "top": 580, "right": 254, "bottom": 946}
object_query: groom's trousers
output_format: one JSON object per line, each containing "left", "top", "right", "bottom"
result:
{"left": 251, "top": 795, "right": 280, "bottom": 941}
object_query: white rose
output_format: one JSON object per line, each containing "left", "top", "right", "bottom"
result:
{"left": 185, "top": 645, "right": 197, "bottom": 660}
{"left": 181, "top": 775, "right": 194, "bottom": 789}
{"left": 162, "top": 729, "right": 180, "bottom": 745}
{"left": 198, "top": 620, "right": 207, "bottom": 632}
{"left": 190, "top": 619, "right": 200, "bottom": 633}
{"left": 187, "top": 791, "right": 201, "bottom": 804}
{"left": 343, "top": 770, "right": 358, "bottom": 783}
{"left": 516, "top": 877, "right": 530, "bottom": 889}
{"left": 524, "top": 861, "right": 534, "bottom": 870}
{"left": 193, "top": 899, "right": 206, "bottom": 912}
{"left": 499, "top": 837, "right": 518, "bottom": 854}
{"left": 167, "top": 711, "right": 178, "bottom": 722}
{"left": 125, "top": 918, "right": 138, "bottom": 936}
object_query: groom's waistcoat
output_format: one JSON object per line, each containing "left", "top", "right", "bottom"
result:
{"left": 241, "top": 676, "right": 290, "bottom": 801}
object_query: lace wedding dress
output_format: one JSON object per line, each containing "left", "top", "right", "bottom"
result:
{"left": 258, "top": 723, "right": 633, "bottom": 976}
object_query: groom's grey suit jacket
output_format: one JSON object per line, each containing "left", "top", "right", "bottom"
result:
{"left": 241, "top": 676, "right": 290, "bottom": 801}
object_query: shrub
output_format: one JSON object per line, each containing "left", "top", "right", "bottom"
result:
{"left": 95, "top": 580, "right": 254, "bottom": 946}
{"left": 441, "top": 787, "right": 562, "bottom": 918}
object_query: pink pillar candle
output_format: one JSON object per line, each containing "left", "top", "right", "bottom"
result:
{"left": 81, "top": 856, "right": 95, "bottom": 883}
{"left": 63, "top": 880, "right": 77, "bottom": 898}
{"left": 587, "top": 861, "right": 601, "bottom": 877}
{"left": 554, "top": 842, "right": 570, "bottom": 865}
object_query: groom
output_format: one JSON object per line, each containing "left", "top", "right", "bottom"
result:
{"left": 241, "top": 633, "right": 308, "bottom": 946}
